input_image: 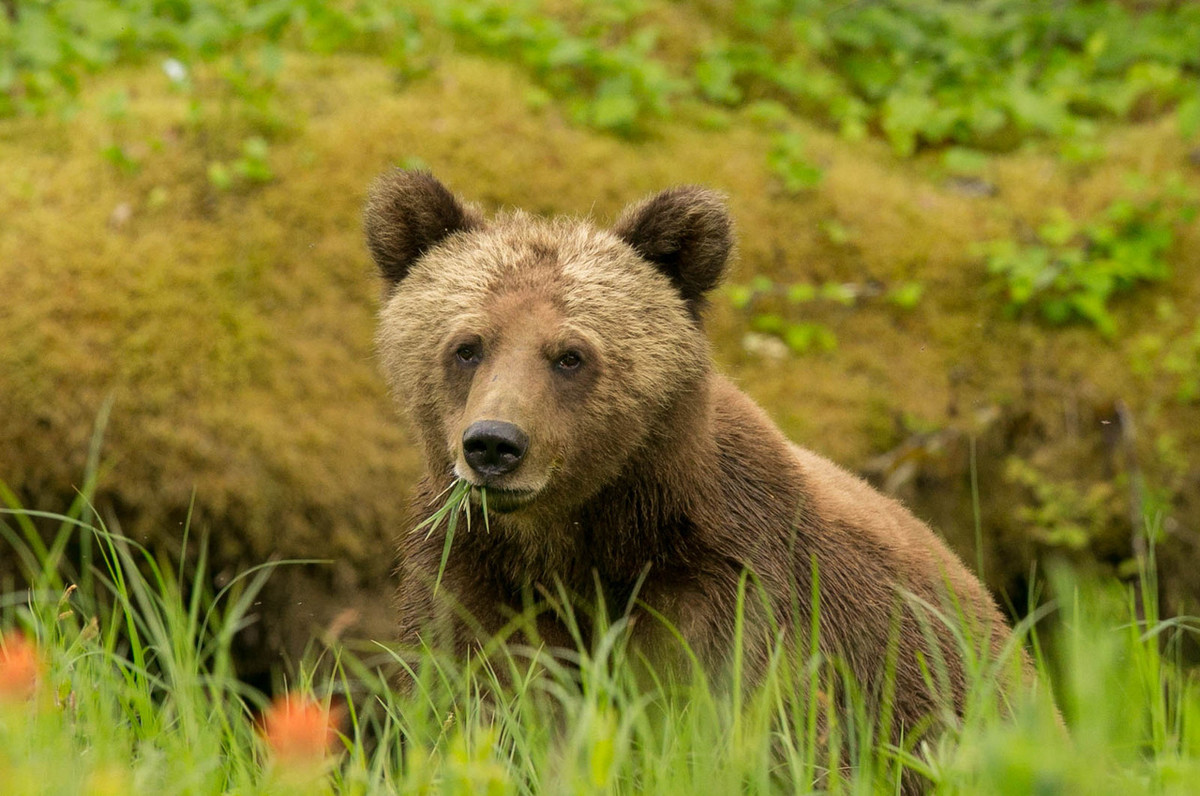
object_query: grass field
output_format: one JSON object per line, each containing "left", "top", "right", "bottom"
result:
{"left": 3, "top": 485, "right": 1198, "bottom": 795}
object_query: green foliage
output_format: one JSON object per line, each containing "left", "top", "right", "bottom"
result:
{"left": 1133, "top": 314, "right": 1200, "bottom": 406}
{"left": 3, "top": 487, "right": 1200, "bottom": 793}
{"left": 1160, "top": 325, "right": 1200, "bottom": 405}
{"left": 749, "top": 313, "right": 837, "bottom": 355}
{"left": 941, "top": 146, "right": 989, "bottom": 176}
{"left": 701, "top": 0, "right": 1200, "bottom": 156}
{"left": 1180, "top": 95, "right": 1200, "bottom": 140}
{"left": 1004, "top": 457, "right": 1117, "bottom": 551}
{"left": 766, "top": 129, "right": 823, "bottom": 193}
{"left": 887, "top": 281, "right": 925, "bottom": 310}
{"left": 0, "top": 1, "right": 421, "bottom": 119}
{"left": 984, "top": 187, "right": 1197, "bottom": 337}
{"left": 0, "top": 498, "right": 278, "bottom": 794}
{"left": 100, "top": 142, "right": 141, "bottom": 175}
{"left": 5, "top": 0, "right": 1199, "bottom": 161}
{"left": 732, "top": 275, "right": 926, "bottom": 356}
{"left": 207, "top": 135, "right": 274, "bottom": 189}
{"left": 0, "top": 0, "right": 422, "bottom": 193}
{"left": 439, "top": 0, "right": 683, "bottom": 137}
{"left": 728, "top": 275, "right": 920, "bottom": 356}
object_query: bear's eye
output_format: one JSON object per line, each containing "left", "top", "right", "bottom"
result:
{"left": 554, "top": 351, "right": 583, "bottom": 372}
{"left": 455, "top": 343, "right": 482, "bottom": 366}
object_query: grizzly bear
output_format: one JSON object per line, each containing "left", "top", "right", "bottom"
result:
{"left": 365, "top": 170, "right": 1025, "bottom": 755}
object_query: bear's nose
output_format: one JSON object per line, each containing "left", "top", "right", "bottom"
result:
{"left": 462, "top": 420, "right": 529, "bottom": 478}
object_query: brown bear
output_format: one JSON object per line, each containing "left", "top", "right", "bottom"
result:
{"left": 365, "top": 170, "right": 1025, "bottom": 757}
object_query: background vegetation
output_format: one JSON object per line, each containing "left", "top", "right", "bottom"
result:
{"left": 2, "top": 0, "right": 1200, "bottom": 788}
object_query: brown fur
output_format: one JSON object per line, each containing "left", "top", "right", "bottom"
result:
{"left": 366, "top": 170, "right": 1024, "bottom": 778}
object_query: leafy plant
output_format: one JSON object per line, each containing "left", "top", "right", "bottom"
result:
{"left": 1133, "top": 317, "right": 1200, "bottom": 405}
{"left": 1004, "top": 457, "right": 1117, "bottom": 551}
{"left": 0, "top": 0, "right": 422, "bottom": 187}
{"left": 767, "top": 129, "right": 823, "bottom": 193}
{"left": 0, "top": 1, "right": 421, "bottom": 119}
{"left": 100, "top": 143, "right": 141, "bottom": 175}
{"left": 984, "top": 189, "right": 1196, "bottom": 337}
{"left": 693, "top": 0, "right": 1200, "bottom": 155}
{"left": 887, "top": 281, "right": 925, "bottom": 310}
{"left": 233, "top": 135, "right": 273, "bottom": 183}
{"left": 750, "top": 313, "right": 837, "bottom": 355}
{"left": 440, "top": 0, "right": 684, "bottom": 136}
{"left": 1162, "top": 325, "right": 1200, "bottom": 405}
{"left": 1180, "top": 94, "right": 1200, "bottom": 140}
{"left": 728, "top": 275, "right": 919, "bottom": 355}
{"left": 207, "top": 136, "right": 274, "bottom": 190}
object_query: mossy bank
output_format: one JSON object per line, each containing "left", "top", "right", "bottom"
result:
{"left": 3, "top": 3, "right": 1200, "bottom": 670}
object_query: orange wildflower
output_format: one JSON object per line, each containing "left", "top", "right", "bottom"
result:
{"left": 0, "top": 631, "right": 42, "bottom": 702}
{"left": 261, "top": 694, "right": 341, "bottom": 764}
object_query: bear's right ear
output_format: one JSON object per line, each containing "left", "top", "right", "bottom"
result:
{"left": 364, "top": 170, "right": 482, "bottom": 287}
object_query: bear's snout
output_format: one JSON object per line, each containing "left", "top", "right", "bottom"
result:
{"left": 462, "top": 420, "right": 529, "bottom": 479}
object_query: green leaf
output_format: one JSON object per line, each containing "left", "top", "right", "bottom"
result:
{"left": 695, "top": 50, "right": 742, "bottom": 105}
{"left": 819, "top": 282, "right": 856, "bottom": 306}
{"left": 727, "top": 284, "right": 754, "bottom": 310}
{"left": 750, "top": 313, "right": 785, "bottom": 334}
{"left": 749, "top": 275, "right": 773, "bottom": 293}
{"left": 888, "top": 282, "right": 925, "bottom": 310}
{"left": 586, "top": 78, "right": 640, "bottom": 134}
{"left": 786, "top": 283, "right": 816, "bottom": 304}
{"left": 942, "top": 147, "right": 989, "bottom": 176}
{"left": 782, "top": 322, "right": 836, "bottom": 354}
{"left": 208, "top": 160, "right": 231, "bottom": 189}
{"left": 1038, "top": 209, "right": 1077, "bottom": 247}
{"left": 881, "top": 90, "right": 938, "bottom": 156}
{"left": 1179, "top": 95, "right": 1200, "bottom": 139}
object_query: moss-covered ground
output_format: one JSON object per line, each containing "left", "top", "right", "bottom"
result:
{"left": 3, "top": 1, "right": 1200, "bottom": 667}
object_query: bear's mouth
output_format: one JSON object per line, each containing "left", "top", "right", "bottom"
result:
{"left": 470, "top": 486, "right": 538, "bottom": 514}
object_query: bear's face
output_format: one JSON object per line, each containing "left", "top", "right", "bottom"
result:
{"left": 366, "top": 172, "right": 732, "bottom": 520}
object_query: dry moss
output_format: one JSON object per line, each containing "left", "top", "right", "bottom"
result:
{"left": 3, "top": 38, "right": 1200, "bottom": 665}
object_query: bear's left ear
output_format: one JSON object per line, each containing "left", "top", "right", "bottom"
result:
{"left": 364, "top": 169, "right": 482, "bottom": 288}
{"left": 613, "top": 186, "right": 733, "bottom": 313}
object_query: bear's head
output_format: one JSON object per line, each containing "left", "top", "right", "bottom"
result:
{"left": 366, "top": 170, "right": 732, "bottom": 519}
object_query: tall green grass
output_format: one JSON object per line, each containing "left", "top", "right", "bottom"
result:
{"left": 2, "top": 483, "right": 1198, "bottom": 794}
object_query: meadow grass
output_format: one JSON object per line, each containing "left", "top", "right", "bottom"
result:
{"left": 2, "top": 488, "right": 1198, "bottom": 795}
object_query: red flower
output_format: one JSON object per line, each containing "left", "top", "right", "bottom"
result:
{"left": 261, "top": 694, "right": 341, "bottom": 764}
{"left": 0, "top": 631, "right": 42, "bottom": 702}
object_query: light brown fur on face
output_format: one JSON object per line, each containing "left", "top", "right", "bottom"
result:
{"left": 375, "top": 208, "right": 710, "bottom": 523}
{"left": 366, "top": 170, "right": 1030, "bottom": 792}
